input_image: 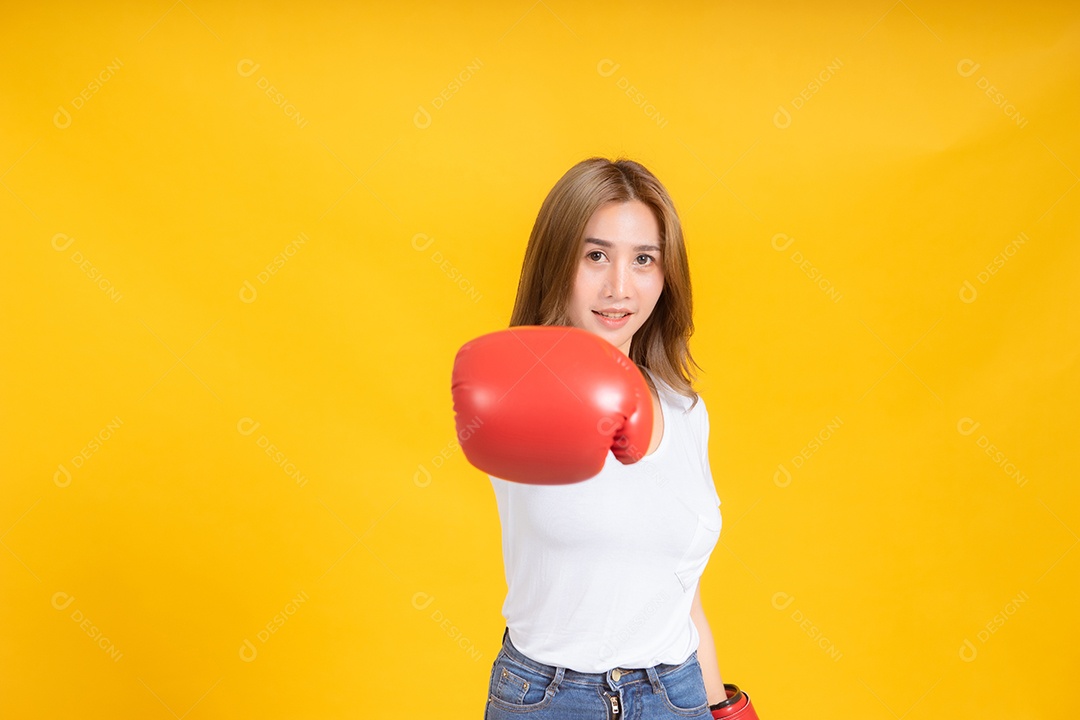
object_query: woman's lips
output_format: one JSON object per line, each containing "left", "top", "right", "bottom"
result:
{"left": 592, "top": 310, "right": 631, "bottom": 328}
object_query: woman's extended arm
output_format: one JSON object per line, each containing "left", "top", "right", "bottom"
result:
{"left": 690, "top": 584, "right": 726, "bottom": 706}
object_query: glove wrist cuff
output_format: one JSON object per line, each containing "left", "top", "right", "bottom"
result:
{"left": 711, "top": 683, "right": 758, "bottom": 719}
{"left": 709, "top": 683, "right": 743, "bottom": 711}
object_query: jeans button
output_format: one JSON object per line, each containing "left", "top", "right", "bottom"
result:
{"left": 612, "top": 669, "right": 623, "bottom": 681}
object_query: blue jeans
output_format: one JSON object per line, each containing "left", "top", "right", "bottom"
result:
{"left": 484, "top": 629, "right": 712, "bottom": 719}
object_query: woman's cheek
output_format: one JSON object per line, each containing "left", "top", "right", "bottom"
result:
{"left": 642, "top": 272, "right": 664, "bottom": 298}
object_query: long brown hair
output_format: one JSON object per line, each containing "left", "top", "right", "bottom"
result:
{"left": 509, "top": 157, "right": 701, "bottom": 406}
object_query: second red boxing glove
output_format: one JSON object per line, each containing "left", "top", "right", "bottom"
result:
{"left": 710, "top": 684, "right": 760, "bottom": 719}
{"left": 451, "top": 325, "right": 653, "bottom": 484}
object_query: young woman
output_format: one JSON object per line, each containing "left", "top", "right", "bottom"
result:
{"left": 469, "top": 158, "right": 752, "bottom": 718}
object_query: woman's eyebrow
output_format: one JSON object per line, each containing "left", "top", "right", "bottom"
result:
{"left": 584, "top": 237, "right": 662, "bottom": 252}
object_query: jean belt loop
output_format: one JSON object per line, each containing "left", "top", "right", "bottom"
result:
{"left": 645, "top": 665, "right": 663, "bottom": 693}
{"left": 549, "top": 666, "right": 565, "bottom": 694}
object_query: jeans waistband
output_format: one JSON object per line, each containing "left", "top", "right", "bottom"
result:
{"left": 499, "top": 628, "right": 690, "bottom": 692}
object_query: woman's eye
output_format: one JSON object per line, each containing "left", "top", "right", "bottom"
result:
{"left": 637, "top": 254, "right": 657, "bottom": 265}
{"left": 586, "top": 250, "right": 604, "bottom": 261}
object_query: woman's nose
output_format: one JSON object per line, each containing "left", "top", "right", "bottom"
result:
{"left": 603, "top": 264, "right": 630, "bottom": 297}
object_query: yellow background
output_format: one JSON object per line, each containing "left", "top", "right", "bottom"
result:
{"left": 3, "top": 1, "right": 1078, "bottom": 718}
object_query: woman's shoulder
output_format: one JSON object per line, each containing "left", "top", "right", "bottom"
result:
{"left": 643, "top": 367, "right": 703, "bottom": 416}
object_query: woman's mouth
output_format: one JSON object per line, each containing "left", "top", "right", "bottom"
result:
{"left": 593, "top": 310, "right": 631, "bottom": 328}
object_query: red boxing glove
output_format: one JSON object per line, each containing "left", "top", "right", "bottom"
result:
{"left": 451, "top": 326, "right": 653, "bottom": 484}
{"left": 710, "top": 684, "right": 760, "bottom": 719}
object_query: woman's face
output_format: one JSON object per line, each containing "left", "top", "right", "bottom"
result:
{"left": 567, "top": 200, "right": 665, "bottom": 356}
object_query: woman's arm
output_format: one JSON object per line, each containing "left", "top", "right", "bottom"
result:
{"left": 690, "top": 584, "right": 726, "bottom": 706}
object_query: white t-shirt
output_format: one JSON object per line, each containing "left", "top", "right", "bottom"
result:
{"left": 489, "top": 370, "right": 722, "bottom": 672}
